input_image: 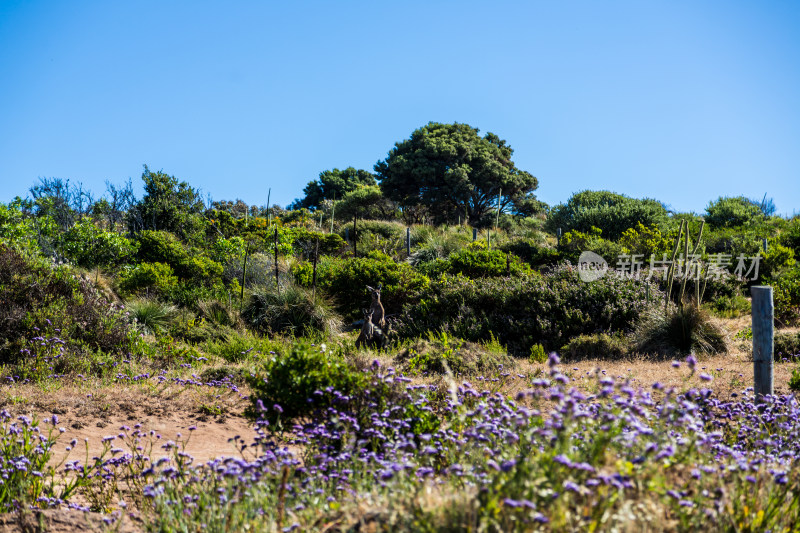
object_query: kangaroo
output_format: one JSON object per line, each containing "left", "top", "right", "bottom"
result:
{"left": 366, "top": 283, "right": 385, "bottom": 330}
{"left": 356, "top": 308, "right": 386, "bottom": 349}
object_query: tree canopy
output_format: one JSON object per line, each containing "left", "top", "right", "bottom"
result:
{"left": 290, "top": 167, "right": 377, "bottom": 210}
{"left": 127, "top": 165, "right": 206, "bottom": 239}
{"left": 374, "top": 122, "right": 539, "bottom": 225}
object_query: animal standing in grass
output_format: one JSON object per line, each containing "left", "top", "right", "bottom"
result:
{"left": 366, "top": 283, "right": 385, "bottom": 329}
{"left": 356, "top": 308, "right": 387, "bottom": 349}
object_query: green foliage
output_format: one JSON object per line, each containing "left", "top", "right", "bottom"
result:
{"left": 334, "top": 185, "right": 397, "bottom": 222}
{"left": 293, "top": 251, "right": 429, "bottom": 320}
{"left": 119, "top": 262, "right": 179, "bottom": 297}
{"left": 705, "top": 196, "right": 765, "bottom": 229}
{"left": 290, "top": 167, "right": 377, "bottom": 210}
{"left": 127, "top": 165, "right": 206, "bottom": 240}
{"left": 499, "top": 239, "right": 559, "bottom": 268}
{"left": 375, "top": 122, "right": 539, "bottom": 224}
{"left": 0, "top": 199, "right": 38, "bottom": 250}
{"left": 779, "top": 217, "right": 800, "bottom": 257}
{"left": 761, "top": 242, "right": 796, "bottom": 280}
{"left": 559, "top": 333, "right": 629, "bottom": 361}
{"left": 125, "top": 298, "right": 178, "bottom": 335}
{"left": 397, "top": 265, "right": 655, "bottom": 355}
{"left": 557, "top": 226, "right": 625, "bottom": 265}
{"left": 135, "top": 230, "right": 223, "bottom": 285}
{"left": 0, "top": 245, "right": 131, "bottom": 366}
{"left": 707, "top": 293, "right": 751, "bottom": 319}
{"left": 772, "top": 268, "right": 800, "bottom": 326}
{"left": 61, "top": 218, "right": 138, "bottom": 269}
{"left": 408, "top": 228, "right": 470, "bottom": 265}
{"left": 775, "top": 331, "right": 800, "bottom": 361}
{"left": 547, "top": 190, "right": 668, "bottom": 241}
{"left": 245, "top": 341, "right": 368, "bottom": 424}
{"left": 789, "top": 367, "right": 800, "bottom": 392}
{"left": 619, "top": 222, "right": 672, "bottom": 259}
{"left": 242, "top": 284, "right": 342, "bottom": 337}
{"left": 528, "top": 343, "right": 547, "bottom": 363}
{"left": 421, "top": 243, "right": 532, "bottom": 278}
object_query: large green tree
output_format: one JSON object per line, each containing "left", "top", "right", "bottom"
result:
{"left": 290, "top": 167, "right": 376, "bottom": 210}
{"left": 127, "top": 166, "right": 206, "bottom": 240}
{"left": 374, "top": 122, "right": 539, "bottom": 224}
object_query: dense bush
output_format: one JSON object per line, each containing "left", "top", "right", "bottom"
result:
{"left": 705, "top": 196, "right": 765, "bottom": 229}
{"left": 293, "top": 250, "right": 429, "bottom": 320}
{"left": 420, "top": 244, "right": 532, "bottom": 278}
{"left": 119, "top": 262, "right": 180, "bottom": 297}
{"left": 556, "top": 227, "right": 625, "bottom": 265}
{"left": 0, "top": 245, "right": 131, "bottom": 367}
{"left": 61, "top": 218, "right": 138, "bottom": 269}
{"left": 245, "top": 341, "right": 370, "bottom": 425}
{"left": 396, "top": 265, "right": 656, "bottom": 355}
{"left": 779, "top": 217, "right": 800, "bottom": 257}
{"left": 775, "top": 331, "right": 800, "bottom": 360}
{"left": 499, "top": 239, "right": 559, "bottom": 268}
{"left": 136, "top": 230, "right": 223, "bottom": 284}
{"left": 772, "top": 268, "right": 800, "bottom": 326}
{"left": 547, "top": 190, "right": 668, "bottom": 241}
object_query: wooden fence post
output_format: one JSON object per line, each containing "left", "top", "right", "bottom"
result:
{"left": 751, "top": 286, "right": 774, "bottom": 401}
{"left": 472, "top": 228, "right": 477, "bottom": 242}
{"left": 406, "top": 227, "right": 411, "bottom": 257}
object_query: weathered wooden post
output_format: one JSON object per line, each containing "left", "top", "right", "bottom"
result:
{"left": 752, "top": 286, "right": 774, "bottom": 401}
{"left": 763, "top": 238, "right": 768, "bottom": 253}
{"left": 557, "top": 228, "right": 562, "bottom": 246}
{"left": 406, "top": 227, "right": 410, "bottom": 257}
{"left": 312, "top": 237, "right": 319, "bottom": 302}
{"left": 274, "top": 227, "right": 279, "bottom": 288}
{"left": 472, "top": 228, "right": 477, "bottom": 242}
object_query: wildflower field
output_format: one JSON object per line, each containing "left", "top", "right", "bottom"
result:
{"left": 2, "top": 174, "right": 800, "bottom": 531}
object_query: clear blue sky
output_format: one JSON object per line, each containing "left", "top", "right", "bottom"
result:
{"left": 1, "top": 1, "right": 798, "bottom": 215}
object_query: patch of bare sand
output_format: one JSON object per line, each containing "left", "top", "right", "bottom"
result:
{"left": 0, "top": 382, "right": 258, "bottom": 466}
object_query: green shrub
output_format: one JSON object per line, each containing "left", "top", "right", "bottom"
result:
{"left": 557, "top": 227, "right": 625, "bottom": 265}
{"left": 61, "top": 218, "right": 138, "bottom": 269}
{"left": 760, "top": 242, "right": 796, "bottom": 281}
{"left": 529, "top": 343, "right": 547, "bottom": 363}
{"left": 618, "top": 223, "right": 672, "bottom": 259}
{"left": 119, "top": 262, "right": 179, "bottom": 297}
{"left": 705, "top": 196, "right": 765, "bottom": 229}
{"left": 396, "top": 265, "right": 656, "bottom": 355}
{"left": 772, "top": 269, "right": 800, "bottom": 326}
{"left": 500, "top": 240, "right": 559, "bottom": 268}
{"left": 779, "top": 217, "right": 800, "bottom": 257}
{"left": 789, "top": 367, "right": 800, "bottom": 392}
{"left": 408, "top": 230, "right": 469, "bottom": 266}
{"left": 422, "top": 244, "right": 532, "bottom": 278}
{"left": 293, "top": 250, "right": 429, "bottom": 320}
{"left": 707, "top": 293, "right": 751, "bottom": 319}
{"left": 242, "top": 284, "right": 342, "bottom": 337}
{"left": 0, "top": 245, "right": 131, "bottom": 367}
{"left": 559, "top": 333, "right": 629, "bottom": 361}
{"left": 136, "top": 230, "right": 222, "bottom": 284}
{"left": 547, "top": 190, "right": 668, "bottom": 241}
{"left": 245, "top": 340, "right": 368, "bottom": 425}
{"left": 775, "top": 332, "right": 800, "bottom": 360}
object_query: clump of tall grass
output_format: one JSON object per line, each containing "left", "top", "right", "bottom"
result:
{"left": 633, "top": 304, "right": 726, "bottom": 356}
{"left": 242, "top": 284, "right": 342, "bottom": 337}
{"left": 125, "top": 298, "right": 177, "bottom": 335}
